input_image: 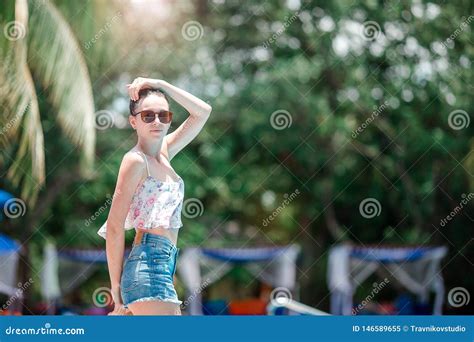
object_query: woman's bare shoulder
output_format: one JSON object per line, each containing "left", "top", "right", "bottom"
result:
{"left": 120, "top": 149, "right": 147, "bottom": 174}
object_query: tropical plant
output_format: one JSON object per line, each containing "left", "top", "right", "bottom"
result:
{"left": 0, "top": 0, "right": 96, "bottom": 206}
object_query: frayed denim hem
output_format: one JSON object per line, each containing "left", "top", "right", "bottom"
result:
{"left": 124, "top": 296, "right": 183, "bottom": 307}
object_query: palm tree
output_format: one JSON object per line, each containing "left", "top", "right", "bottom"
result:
{"left": 0, "top": 0, "right": 96, "bottom": 207}
{"left": 1, "top": 0, "right": 97, "bottom": 314}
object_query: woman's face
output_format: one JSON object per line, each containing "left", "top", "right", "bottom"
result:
{"left": 130, "top": 94, "right": 170, "bottom": 139}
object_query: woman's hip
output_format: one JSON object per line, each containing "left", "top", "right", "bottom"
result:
{"left": 120, "top": 237, "right": 180, "bottom": 305}
{"left": 134, "top": 227, "right": 179, "bottom": 246}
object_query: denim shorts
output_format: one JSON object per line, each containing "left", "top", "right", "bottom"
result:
{"left": 120, "top": 232, "right": 182, "bottom": 308}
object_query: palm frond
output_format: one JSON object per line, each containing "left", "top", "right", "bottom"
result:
{"left": 1, "top": 0, "right": 96, "bottom": 206}
{"left": 27, "top": 0, "right": 96, "bottom": 177}
{"left": 0, "top": 0, "right": 45, "bottom": 205}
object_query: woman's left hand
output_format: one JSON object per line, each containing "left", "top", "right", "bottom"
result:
{"left": 108, "top": 304, "right": 133, "bottom": 315}
{"left": 126, "top": 77, "right": 160, "bottom": 101}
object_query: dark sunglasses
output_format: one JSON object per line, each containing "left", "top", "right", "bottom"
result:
{"left": 133, "top": 110, "right": 173, "bottom": 124}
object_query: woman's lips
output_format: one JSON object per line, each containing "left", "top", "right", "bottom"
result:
{"left": 150, "top": 129, "right": 162, "bottom": 132}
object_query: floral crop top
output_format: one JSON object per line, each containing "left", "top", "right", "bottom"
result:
{"left": 97, "top": 151, "right": 184, "bottom": 239}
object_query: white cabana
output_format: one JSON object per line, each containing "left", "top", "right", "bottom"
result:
{"left": 40, "top": 245, "right": 132, "bottom": 300}
{"left": 40, "top": 243, "right": 301, "bottom": 315}
{"left": 178, "top": 244, "right": 301, "bottom": 315}
{"left": 327, "top": 244, "right": 448, "bottom": 315}
{"left": 0, "top": 233, "right": 22, "bottom": 300}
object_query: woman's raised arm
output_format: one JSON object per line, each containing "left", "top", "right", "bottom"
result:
{"left": 127, "top": 77, "right": 212, "bottom": 160}
{"left": 159, "top": 79, "right": 212, "bottom": 160}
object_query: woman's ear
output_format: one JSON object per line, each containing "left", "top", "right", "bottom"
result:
{"left": 129, "top": 115, "right": 137, "bottom": 130}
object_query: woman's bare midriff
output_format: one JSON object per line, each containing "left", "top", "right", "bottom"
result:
{"left": 135, "top": 227, "right": 179, "bottom": 246}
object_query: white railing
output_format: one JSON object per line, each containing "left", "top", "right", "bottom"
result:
{"left": 267, "top": 299, "right": 331, "bottom": 315}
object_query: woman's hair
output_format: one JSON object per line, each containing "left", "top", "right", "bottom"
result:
{"left": 129, "top": 88, "right": 170, "bottom": 115}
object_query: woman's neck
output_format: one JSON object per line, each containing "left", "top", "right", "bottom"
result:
{"left": 136, "top": 138, "right": 164, "bottom": 162}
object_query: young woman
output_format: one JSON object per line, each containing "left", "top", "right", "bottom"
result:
{"left": 97, "top": 77, "right": 211, "bottom": 315}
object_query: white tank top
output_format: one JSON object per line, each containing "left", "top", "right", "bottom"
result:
{"left": 97, "top": 151, "right": 184, "bottom": 239}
